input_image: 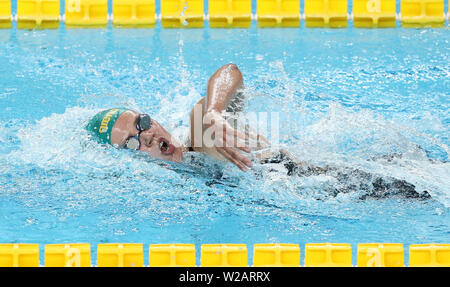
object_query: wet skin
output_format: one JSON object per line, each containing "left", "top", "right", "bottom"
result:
{"left": 108, "top": 64, "right": 255, "bottom": 171}
{"left": 110, "top": 110, "right": 183, "bottom": 163}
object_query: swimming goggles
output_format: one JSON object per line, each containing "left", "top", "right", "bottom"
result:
{"left": 124, "top": 114, "right": 152, "bottom": 150}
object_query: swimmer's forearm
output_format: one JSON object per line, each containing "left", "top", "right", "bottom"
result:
{"left": 205, "top": 64, "right": 243, "bottom": 113}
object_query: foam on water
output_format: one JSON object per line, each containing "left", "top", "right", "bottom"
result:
{"left": 3, "top": 96, "right": 449, "bottom": 207}
{"left": 288, "top": 103, "right": 449, "bottom": 205}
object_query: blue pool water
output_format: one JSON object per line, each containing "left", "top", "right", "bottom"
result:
{"left": 0, "top": 22, "right": 449, "bottom": 265}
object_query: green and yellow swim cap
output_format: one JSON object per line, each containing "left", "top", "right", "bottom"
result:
{"left": 86, "top": 108, "right": 128, "bottom": 144}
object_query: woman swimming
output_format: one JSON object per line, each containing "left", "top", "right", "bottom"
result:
{"left": 86, "top": 63, "right": 431, "bottom": 199}
{"left": 86, "top": 63, "right": 263, "bottom": 171}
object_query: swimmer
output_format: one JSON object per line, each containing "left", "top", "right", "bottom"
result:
{"left": 86, "top": 64, "right": 431, "bottom": 199}
{"left": 86, "top": 63, "right": 265, "bottom": 171}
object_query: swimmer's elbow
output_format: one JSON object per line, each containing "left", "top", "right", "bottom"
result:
{"left": 224, "top": 63, "right": 243, "bottom": 84}
{"left": 226, "top": 63, "right": 239, "bottom": 70}
{"left": 222, "top": 63, "right": 241, "bottom": 75}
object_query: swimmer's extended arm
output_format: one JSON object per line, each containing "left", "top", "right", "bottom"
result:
{"left": 189, "top": 64, "right": 252, "bottom": 171}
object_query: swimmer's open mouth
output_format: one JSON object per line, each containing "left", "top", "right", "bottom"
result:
{"left": 159, "top": 137, "right": 175, "bottom": 155}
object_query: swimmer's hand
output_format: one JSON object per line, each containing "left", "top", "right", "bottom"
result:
{"left": 204, "top": 111, "right": 252, "bottom": 171}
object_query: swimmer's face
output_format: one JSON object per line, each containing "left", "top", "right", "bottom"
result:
{"left": 110, "top": 110, "right": 183, "bottom": 162}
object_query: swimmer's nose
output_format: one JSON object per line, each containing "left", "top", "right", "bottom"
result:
{"left": 138, "top": 130, "right": 154, "bottom": 147}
